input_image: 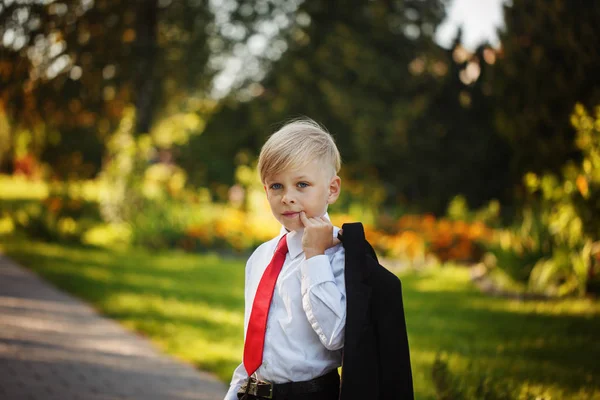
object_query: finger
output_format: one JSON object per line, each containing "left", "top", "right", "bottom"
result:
{"left": 299, "top": 211, "right": 309, "bottom": 226}
{"left": 301, "top": 211, "right": 318, "bottom": 226}
{"left": 308, "top": 214, "right": 323, "bottom": 227}
{"left": 307, "top": 216, "right": 329, "bottom": 229}
{"left": 331, "top": 236, "right": 341, "bottom": 246}
{"left": 310, "top": 216, "right": 326, "bottom": 226}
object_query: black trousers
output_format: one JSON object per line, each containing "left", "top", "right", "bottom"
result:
{"left": 240, "top": 389, "right": 339, "bottom": 400}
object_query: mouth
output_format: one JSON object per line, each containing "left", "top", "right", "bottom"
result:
{"left": 282, "top": 211, "right": 300, "bottom": 218}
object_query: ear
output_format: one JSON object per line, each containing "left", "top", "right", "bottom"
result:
{"left": 327, "top": 175, "right": 341, "bottom": 204}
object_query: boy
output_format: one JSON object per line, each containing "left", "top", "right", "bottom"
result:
{"left": 224, "top": 118, "right": 345, "bottom": 400}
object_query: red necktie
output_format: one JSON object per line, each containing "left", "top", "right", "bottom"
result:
{"left": 243, "top": 234, "right": 288, "bottom": 376}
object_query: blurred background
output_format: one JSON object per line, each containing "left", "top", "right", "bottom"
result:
{"left": 1, "top": 0, "right": 599, "bottom": 398}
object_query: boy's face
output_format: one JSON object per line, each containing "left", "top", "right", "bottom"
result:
{"left": 263, "top": 159, "right": 341, "bottom": 232}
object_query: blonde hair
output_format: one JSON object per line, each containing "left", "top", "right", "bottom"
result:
{"left": 258, "top": 118, "right": 341, "bottom": 184}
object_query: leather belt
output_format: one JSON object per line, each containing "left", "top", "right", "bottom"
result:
{"left": 238, "top": 369, "right": 339, "bottom": 399}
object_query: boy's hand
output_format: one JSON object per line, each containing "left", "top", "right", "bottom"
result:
{"left": 299, "top": 211, "right": 341, "bottom": 259}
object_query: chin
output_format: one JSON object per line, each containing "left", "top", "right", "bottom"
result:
{"left": 279, "top": 220, "right": 302, "bottom": 232}
{"left": 283, "top": 223, "right": 302, "bottom": 232}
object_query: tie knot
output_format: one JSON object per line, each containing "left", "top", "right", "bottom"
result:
{"left": 276, "top": 234, "right": 288, "bottom": 256}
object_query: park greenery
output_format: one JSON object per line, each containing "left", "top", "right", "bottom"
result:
{"left": 1, "top": 236, "right": 599, "bottom": 400}
{"left": 1, "top": 0, "right": 600, "bottom": 398}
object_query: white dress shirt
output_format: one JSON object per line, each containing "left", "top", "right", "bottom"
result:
{"left": 224, "top": 220, "right": 346, "bottom": 400}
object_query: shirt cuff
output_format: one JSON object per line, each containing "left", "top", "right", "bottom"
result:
{"left": 300, "top": 254, "right": 335, "bottom": 294}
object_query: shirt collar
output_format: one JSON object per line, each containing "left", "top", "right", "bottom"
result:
{"left": 278, "top": 212, "right": 341, "bottom": 259}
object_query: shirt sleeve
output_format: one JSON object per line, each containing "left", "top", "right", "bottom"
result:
{"left": 300, "top": 245, "right": 346, "bottom": 350}
{"left": 224, "top": 362, "right": 247, "bottom": 400}
{"left": 225, "top": 246, "right": 261, "bottom": 400}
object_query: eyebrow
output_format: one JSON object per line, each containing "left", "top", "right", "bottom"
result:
{"left": 265, "top": 174, "right": 315, "bottom": 185}
{"left": 267, "top": 175, "right": 311, "bottom": 182}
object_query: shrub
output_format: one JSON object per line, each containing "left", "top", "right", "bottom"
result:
{"left": 484, "top": 206, "right": 553, "bottom": 283}
{"left": 522, "top": 104, "right": 600, "bottom": 296}
{"left": 1, "top": 188, "right": 101, "bottom": 244}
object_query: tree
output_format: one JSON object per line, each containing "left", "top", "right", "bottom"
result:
{"left": 490, "top": 0, "right": 600, "bottom": 179}
{"left": 0, "top": 0, "right": 216, "bottom": 177}
{"left": 190, "top": 0, "right": 451, "bottom": 209}
{"left": 1, "top": 0, "right": 139, "bottom": 175}
{"left": 407, "top": 35, "right": 513, "bottom": 212}
{"left": 191, "top": 1, "right": 516, "bottom": 213}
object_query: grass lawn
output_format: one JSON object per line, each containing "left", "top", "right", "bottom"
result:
{"left": 1, "top": 237, "right": 599, "bottom": 399}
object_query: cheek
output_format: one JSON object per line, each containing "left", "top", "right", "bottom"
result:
{"left": 266, "top": 192, "right": 277, "bottom": 204}
{"left": 311, "top": 190, "right": 328, "bottom": 206}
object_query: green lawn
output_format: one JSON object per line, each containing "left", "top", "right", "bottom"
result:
{"left": 1, "top": 237, "right": 599, "bottom": 399}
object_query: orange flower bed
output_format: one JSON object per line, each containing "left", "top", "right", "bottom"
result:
{"left": 182, "top": 209, "right": 494, "bottom": 264}
{"left": 366, "top": 214, "right": 494, "bottom": 264}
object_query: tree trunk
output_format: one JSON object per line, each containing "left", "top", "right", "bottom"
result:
{"left": 133, "top": 0, "right": 158, "bottom": 135}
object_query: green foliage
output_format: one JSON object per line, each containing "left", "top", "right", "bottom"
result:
{"left": 484, "top": 206, "right": 553, "bottom": 284}
{"left": 522, "top": 104, "right": 600, "bottom": 296}
{"left": 195, "top": 0, "right": 459, "bottom": 209}
{"left": 0, "top": 0, "right": 219, "bottom": 177}
{"left": 129, "top": 197, "right": 193, "bottom": 250}
{"left": 97, "top": 107, "right": 148, "bottom": 224}
{"left": 485, "top": 244, "right": 545, "bottom": 284}
{"left": 97, "top": 107, "right": 210, "bottom": 250}
{"left": 490, "top": 0, "right": 600, "bottom": 179}
{"left": 199, "top": 3, "right": 516, "bottom": 214}
{"left": 446, "top": 195, "right": 501, "bottom": 227}
{"left": 0, "top": 174, "right": 127, "bottom": 246}
{"left": 479, "top": 101, "right": 600, "bottom": 297}
{"left": 3, "top": 0, "right": 600, "bottom": 225}
{"left": 1, "top": 193, "right": 101, "bottom": 244}
{"left": 407, "top": 39, "right": 513, "bottom": 213}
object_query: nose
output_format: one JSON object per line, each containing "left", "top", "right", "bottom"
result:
{"left": 281, "top": 190, "right": 296, "bottom": 204}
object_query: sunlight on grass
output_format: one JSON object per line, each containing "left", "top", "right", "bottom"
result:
{"left": 466, "top": 296, "right": 600, "bottom": 316}
{"left": 0, "top": 237, "right": 246, "bottom": 382}
{"left": 103, "top": 294, "right": 243, "bottom": 327}
{"left": 406, "top": 348, "right": 439, "bottom": 398}
{"left": 409, "top": 264, "right": 473, "bottom": 293}
{"left": 399, "top": 265, "right": 600, "bottom": 399}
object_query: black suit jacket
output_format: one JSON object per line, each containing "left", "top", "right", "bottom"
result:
{"left": 339, "top": 223, "right": 414, "bottom": 400}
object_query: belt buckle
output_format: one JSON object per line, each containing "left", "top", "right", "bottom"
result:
{"left": 258, "top": 380, "right": 273, "bottom": 399}
{"left": 240, "top": 377, "right": 273, "bottom": 399}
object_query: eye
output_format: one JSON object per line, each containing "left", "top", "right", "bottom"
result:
{"left": 269, "top": 183, "right": 282, "bottom": 190}
{"left": 297, "top": 182, "right": 309, "bottom": 188}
